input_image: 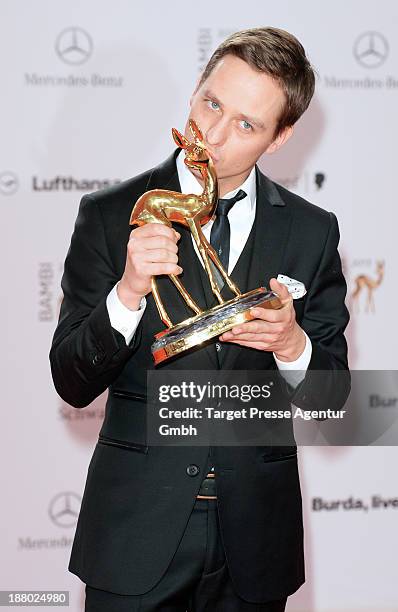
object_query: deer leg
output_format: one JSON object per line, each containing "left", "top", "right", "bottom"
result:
{"left": 151, "top": 277, "right": 173, "bottom": 328}
{"left": 369, "top": 291, "right": 375, "bottom": 314}
{"left": 365, "top": 288, "right": 370, "bottom": 313}
{"left": 351, "top": 288, "right": 359, "bottom": 314}
{"left": 187, "top": 218, "right": 224, "bottom": 303}
{"left": 168, "top": 274, "right": 203, "bottom": 315}
{"left": 206, "top": 240, "right": 242, "bottom": 296}
{"left": 192, "top": 218, "right": 241, "bottom": 297}
{"left": 353, "top": 295, "right": 359, "bottom": 314}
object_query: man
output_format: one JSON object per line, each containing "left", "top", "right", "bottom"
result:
{"left": 50, "top": 27, "right": 349, "bottom": 611}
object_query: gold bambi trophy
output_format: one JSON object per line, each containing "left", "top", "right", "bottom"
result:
{"left": 130, "top": 119, "right": 282, "bottom": 365}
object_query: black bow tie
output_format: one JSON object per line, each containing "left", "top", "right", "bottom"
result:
{"left": 210, "top": 189, "right": 247, "bottom": 272}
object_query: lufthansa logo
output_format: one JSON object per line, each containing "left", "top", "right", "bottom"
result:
{"left": 353, "top": 32, "right": 389, "bottom": 68}
{"left": 48, "top": 492, "right": 81, "bottom": 527}
{"left": 55, "top": 27, "right": 93, "bottom": 65}
{"left": 0, "top": 171, "right": 19, "bottom": 195}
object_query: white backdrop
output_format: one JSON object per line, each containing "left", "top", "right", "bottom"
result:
{"left": 1, "top": 1, "right": 397, "bottom": 610}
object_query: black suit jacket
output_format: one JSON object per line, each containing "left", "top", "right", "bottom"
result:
{"left": 50, "top": 149, "right": 349, "bottom": 603}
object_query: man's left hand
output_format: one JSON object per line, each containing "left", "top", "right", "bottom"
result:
{"left": 219, "top": 277, "right": 306, "bottom": 362}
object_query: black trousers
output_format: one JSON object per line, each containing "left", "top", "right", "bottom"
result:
{"left": 85, "top": 498, "right": 287, "bottom": 612}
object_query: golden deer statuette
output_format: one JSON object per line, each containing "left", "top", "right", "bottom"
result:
{"left": 130, "top": 119, "right": 241, "bottom": 328}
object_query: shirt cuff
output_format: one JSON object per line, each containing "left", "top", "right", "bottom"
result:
{"left": 273, "top": 331, "right": 312, "bottom": 389}
{"left": 106, "top": 283, "right": 147, "bottom": 345}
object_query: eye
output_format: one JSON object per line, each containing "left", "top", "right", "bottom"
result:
{"left": 240, "top": 120, "right": 253, "bottom": 131}
{"left": 207, "top": 99, "right": 220, "bottom": 110}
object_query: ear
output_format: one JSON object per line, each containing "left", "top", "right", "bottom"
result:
{"left": 265, "top": 125, "right": 294, "bottom": 154}
{"left": 189, "top": 119, "right": 204, "bottom": 144}
{"left": 172, "top": 128, "right": 190, "bottom": 149}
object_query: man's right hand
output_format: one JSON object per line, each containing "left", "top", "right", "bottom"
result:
{"left": 117, "top": 223, "right": 182, "bottom": 310}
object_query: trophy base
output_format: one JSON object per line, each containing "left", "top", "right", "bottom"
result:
{"left": 152, "top": 287, "right": 282, "bottom": 365}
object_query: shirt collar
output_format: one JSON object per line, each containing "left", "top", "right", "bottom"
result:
{"left": 176, "top": 148, "right": 256, "bottom": 213}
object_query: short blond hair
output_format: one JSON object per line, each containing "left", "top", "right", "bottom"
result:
{"left": 199, "top": 27, "right": 316, "bottom": 136}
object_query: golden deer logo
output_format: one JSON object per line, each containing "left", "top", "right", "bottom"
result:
{"left": 351, "top": 260, "right": 385, "bottom": 313}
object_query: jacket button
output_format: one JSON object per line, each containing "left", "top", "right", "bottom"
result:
{"left": 215, "top": 342, "right": 222, "bottom": 352}
{"left": 186, "top": 464, "right": 200, "bottom": 477}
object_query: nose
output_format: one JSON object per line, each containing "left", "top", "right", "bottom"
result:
{"left": 205, "top": 117, "right": 228, "bottom": 148}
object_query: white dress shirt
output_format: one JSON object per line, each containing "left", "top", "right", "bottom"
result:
{"left": 106, "top": 149, "right": 312, "bottom": 388}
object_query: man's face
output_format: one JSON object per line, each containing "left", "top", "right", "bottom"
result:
{"left": 185, "top": 54, "right": 293, "bottom": 189}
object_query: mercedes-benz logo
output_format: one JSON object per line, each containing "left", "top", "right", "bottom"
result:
{"left": 55, "top": 27, "right": 93, "bottom": 65}
{"left": 48, "top": 492, "right": 81, "bottom": 527}
{"left": 353, "top": 32, "right": 389, "bottom": 68}
{"left": 0, "top": 172, "right": 19, "bottom": 195}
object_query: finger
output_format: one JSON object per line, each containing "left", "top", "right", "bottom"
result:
{"left": 221, "top": 332, "right": 276, "bottom": 343}
{"left": 225, "top": 320, "right": 272, "bottom": 335}
{"left": 219, "top": 338, "right": 270, "bottom": 350}
{"left": 138, "top": 236, "right": 179, "bottom": 253}
{"left": 248, "top": 306, "right": 288, "bottom": 323}
{"left": 227, "top": 319, "right": 286, "bottom": 335}
{"left": 131, "top": 223, "right": 180, "bottom": 241}
{"left": 140, "top": 249, "right": 179, "bottom": 264}
{"left": 143, "top": 262, "right": 183, "bottom": 276}
{"left": 269, "top": 277, "right": 292, "bottom": 305}
{"left": 220, "top": 320, "right": 283, "bottom": 340}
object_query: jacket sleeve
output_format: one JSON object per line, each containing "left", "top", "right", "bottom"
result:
{"left": 49, "top": 194, "right": 142, "bottom": 408}
{"left": 289, "top": 211, "right": 350, "bottom": 412}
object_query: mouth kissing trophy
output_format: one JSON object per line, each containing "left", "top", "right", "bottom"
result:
{"left": 130, "top": 119, "right": 282, "bottom": 365}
